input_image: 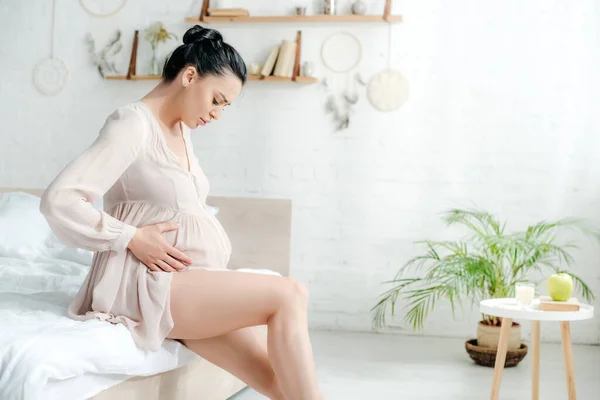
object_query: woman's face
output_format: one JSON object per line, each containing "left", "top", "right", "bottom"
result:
{"left": 179, "top": 66, "right": 243, "bottom": 129}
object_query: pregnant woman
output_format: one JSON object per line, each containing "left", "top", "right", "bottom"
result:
{"left": 40, "top": 25, "right": 322, "bottom": 400}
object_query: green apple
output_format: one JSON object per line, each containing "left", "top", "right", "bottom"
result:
{"left": 546, "top": 273, "right": 574, "bottom": 301}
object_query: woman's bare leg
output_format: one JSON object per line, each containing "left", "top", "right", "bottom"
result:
{"left": 167, "top": 269, "right": 320, "bottom": 400}
{"left": 180, "top": 327, "right": 286, "bottom": 399}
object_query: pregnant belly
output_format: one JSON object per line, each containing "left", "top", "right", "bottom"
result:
{"left": 109, "top": 202, "right": 232, "bottom": 270}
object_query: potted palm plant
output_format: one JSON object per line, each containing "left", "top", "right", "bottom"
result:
{"left": 371, "top": 208, "right": 597, "bottom": 367}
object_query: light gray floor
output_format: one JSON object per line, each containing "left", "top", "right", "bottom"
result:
{"left": 230, "top": 330, "right": 600, "bottom": 399}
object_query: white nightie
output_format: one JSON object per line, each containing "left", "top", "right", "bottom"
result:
{"left": 40, "top": 101, "right": 232, "bottom": 351}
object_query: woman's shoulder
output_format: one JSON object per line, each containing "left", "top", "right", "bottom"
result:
{"left": 105, "top": 101, "right": 150, "bottom": 127}
{"left": 99, "top": 101, "right": 152, "bottom": 144}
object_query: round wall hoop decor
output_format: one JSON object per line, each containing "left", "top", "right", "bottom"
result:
{"left": 79, "top": 0, "right": 128, "bottom": 17}
{"left": 321, "top": 31, "right": 362, "bottom": 73}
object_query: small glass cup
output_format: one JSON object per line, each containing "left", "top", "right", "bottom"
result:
{"left": 515, "top": 283, "right": 536, "bottom": 308}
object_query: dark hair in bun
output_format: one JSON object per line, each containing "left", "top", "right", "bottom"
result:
{"left": 163, "top": 25, "right": 247, "bottom": 85}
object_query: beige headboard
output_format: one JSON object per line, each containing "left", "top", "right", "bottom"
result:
{"left": 0, "top": 188, "right": 291, "bottom": 277}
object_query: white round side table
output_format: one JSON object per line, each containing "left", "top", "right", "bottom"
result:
{"left": 479, "top": 298, "right": 594, "bottom": 400}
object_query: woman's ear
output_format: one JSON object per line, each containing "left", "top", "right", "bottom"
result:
{"left": 181, "top": 66, "right": 196, "bottom": 88}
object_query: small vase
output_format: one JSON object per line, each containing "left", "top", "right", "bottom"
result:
{"left": 302, "top": 61, "right": 315, "bottom": 77}
{"left": 351, "top": 0, "right": 366, "bottom": 15}
{"left": 150, "top": 51, "right": 160, "bottom": 76}
{"left": 323, "top": 0, "right": 337, "bottom": 15}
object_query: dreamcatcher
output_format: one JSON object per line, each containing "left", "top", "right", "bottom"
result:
{"left": 320, "top": 31, "right": 366, "bottom": 131}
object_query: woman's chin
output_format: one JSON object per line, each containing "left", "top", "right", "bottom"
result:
{"left": 181, "top": 120, "right": 194, "bottom": 130}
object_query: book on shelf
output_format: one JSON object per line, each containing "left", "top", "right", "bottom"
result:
{"left": 207, "top": 8, "right": 249, "bottom": 17}
{"left": 260, "top": 45, "right": 280, "bottom": 76}
{"left": 272, "top": 40, "right": 296, "bottom": 78}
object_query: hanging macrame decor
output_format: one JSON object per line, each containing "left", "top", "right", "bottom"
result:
{"left": 367, "top": 23, "right": 409, "bottom": 112}
{"left": 32, "top": 0, "right": 68, "bottom": 96}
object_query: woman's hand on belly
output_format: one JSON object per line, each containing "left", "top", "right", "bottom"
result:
{"left": 127, "top": 222, "right": 193, "bottom": 272}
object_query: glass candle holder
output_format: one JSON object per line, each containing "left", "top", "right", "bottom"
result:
{"left": 515, "top": 283, "right": 535, "bottom": 307}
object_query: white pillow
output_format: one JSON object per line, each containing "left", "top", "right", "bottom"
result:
{"left": 0, "top": 192, "right": 56, "bottom": 260}
{"left": 0, "top": 191, "right": 93, "bottom": 264}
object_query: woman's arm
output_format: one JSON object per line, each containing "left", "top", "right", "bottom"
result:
{"left": 40, "top": 107, "right": 145, "bottom": 253}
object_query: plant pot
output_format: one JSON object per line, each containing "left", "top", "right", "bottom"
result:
{"left": 465, "top": 339, "right": 528, "bottom": 367}
{"left": 477, "top": 321, "right": 521, "bottom": 350}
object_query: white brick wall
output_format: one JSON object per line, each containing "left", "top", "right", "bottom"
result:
{"left": 1, "top": 0, "right": 599, "bottom": 344}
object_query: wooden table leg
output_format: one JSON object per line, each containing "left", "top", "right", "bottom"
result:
{"left": 491, "top": 317, "right": 513, "bottom": 400}
{"left": 560, "top": 321, "right": 577, "bottom": 400}
{"left": 531, "top": 320, "right": 540, "bottom": 400}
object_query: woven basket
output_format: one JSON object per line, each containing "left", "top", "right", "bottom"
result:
{"left": 465, "top": 339, "right": 528, "bottom": 368}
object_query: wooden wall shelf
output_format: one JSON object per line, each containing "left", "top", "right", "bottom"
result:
{"left": 188, "top": 0, "right": 401, "bottom": 24}
{"left": 185, "top": 15, "right": 402, "bottom": 24}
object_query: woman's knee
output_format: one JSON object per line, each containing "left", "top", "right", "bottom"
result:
{"left": 278, "top": 277, "right": 309, "bottom": 308}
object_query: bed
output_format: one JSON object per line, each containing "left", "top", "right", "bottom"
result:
{"left": 0, "top": 188, "right": 292, "bottom": 400}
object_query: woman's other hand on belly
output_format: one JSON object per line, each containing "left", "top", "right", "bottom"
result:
{"left": 127, "top": 222, "right": 193, "bottom": 272}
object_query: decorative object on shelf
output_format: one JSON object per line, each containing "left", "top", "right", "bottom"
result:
{"left": 295, "top": 6, "right": 307, "bottom": 16}
{"left": 33, "top": 0, "right": 68, "bottom": 96}
{"left": 351, "top": 0, "right": 367, "bottom": 15}
{"left": 273, "top": 40, "right": 297, "bottom": 78}
{"left": 302, "top": 61, "right": 315, "bottom": 77}
{"left": 371, "top": 208, "right": 598, "bottom": 367}
{"left": 127, "top": 30, "right": 140, "bottom": 78}
{"left": 249, "top": 63, "right": 261, "bottom": 75}
{"left": 84, "top": 30, "right": 123, "bottom": 78}
{"left": 79, "top": 0, "right": 128, "bottom": 17}
{"left": 144, "top": 22, "right": 177, "bottom": 76}
{"left": 260, "top": 45, "right": 281, "bottom": 77}
{"left": 320, "top": 31, "right": 364, "bottom": 131}
{"left": 367, "top": 22, "right": 409, "bottom": 111}
{"left": 323, "top": 0, "right": 338, "bottom": 15}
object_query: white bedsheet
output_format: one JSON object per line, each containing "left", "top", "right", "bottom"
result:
{"left": 0, "top": 257, "right": 199, "bottom": 400}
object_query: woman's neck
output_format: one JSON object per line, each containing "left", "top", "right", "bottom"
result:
{"left": 141, "top": 82, "right": 182, "bottom": 131}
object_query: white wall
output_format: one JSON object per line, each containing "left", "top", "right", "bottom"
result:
{"left": 1, "top": 0, "right": 599, "bottom": 344}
